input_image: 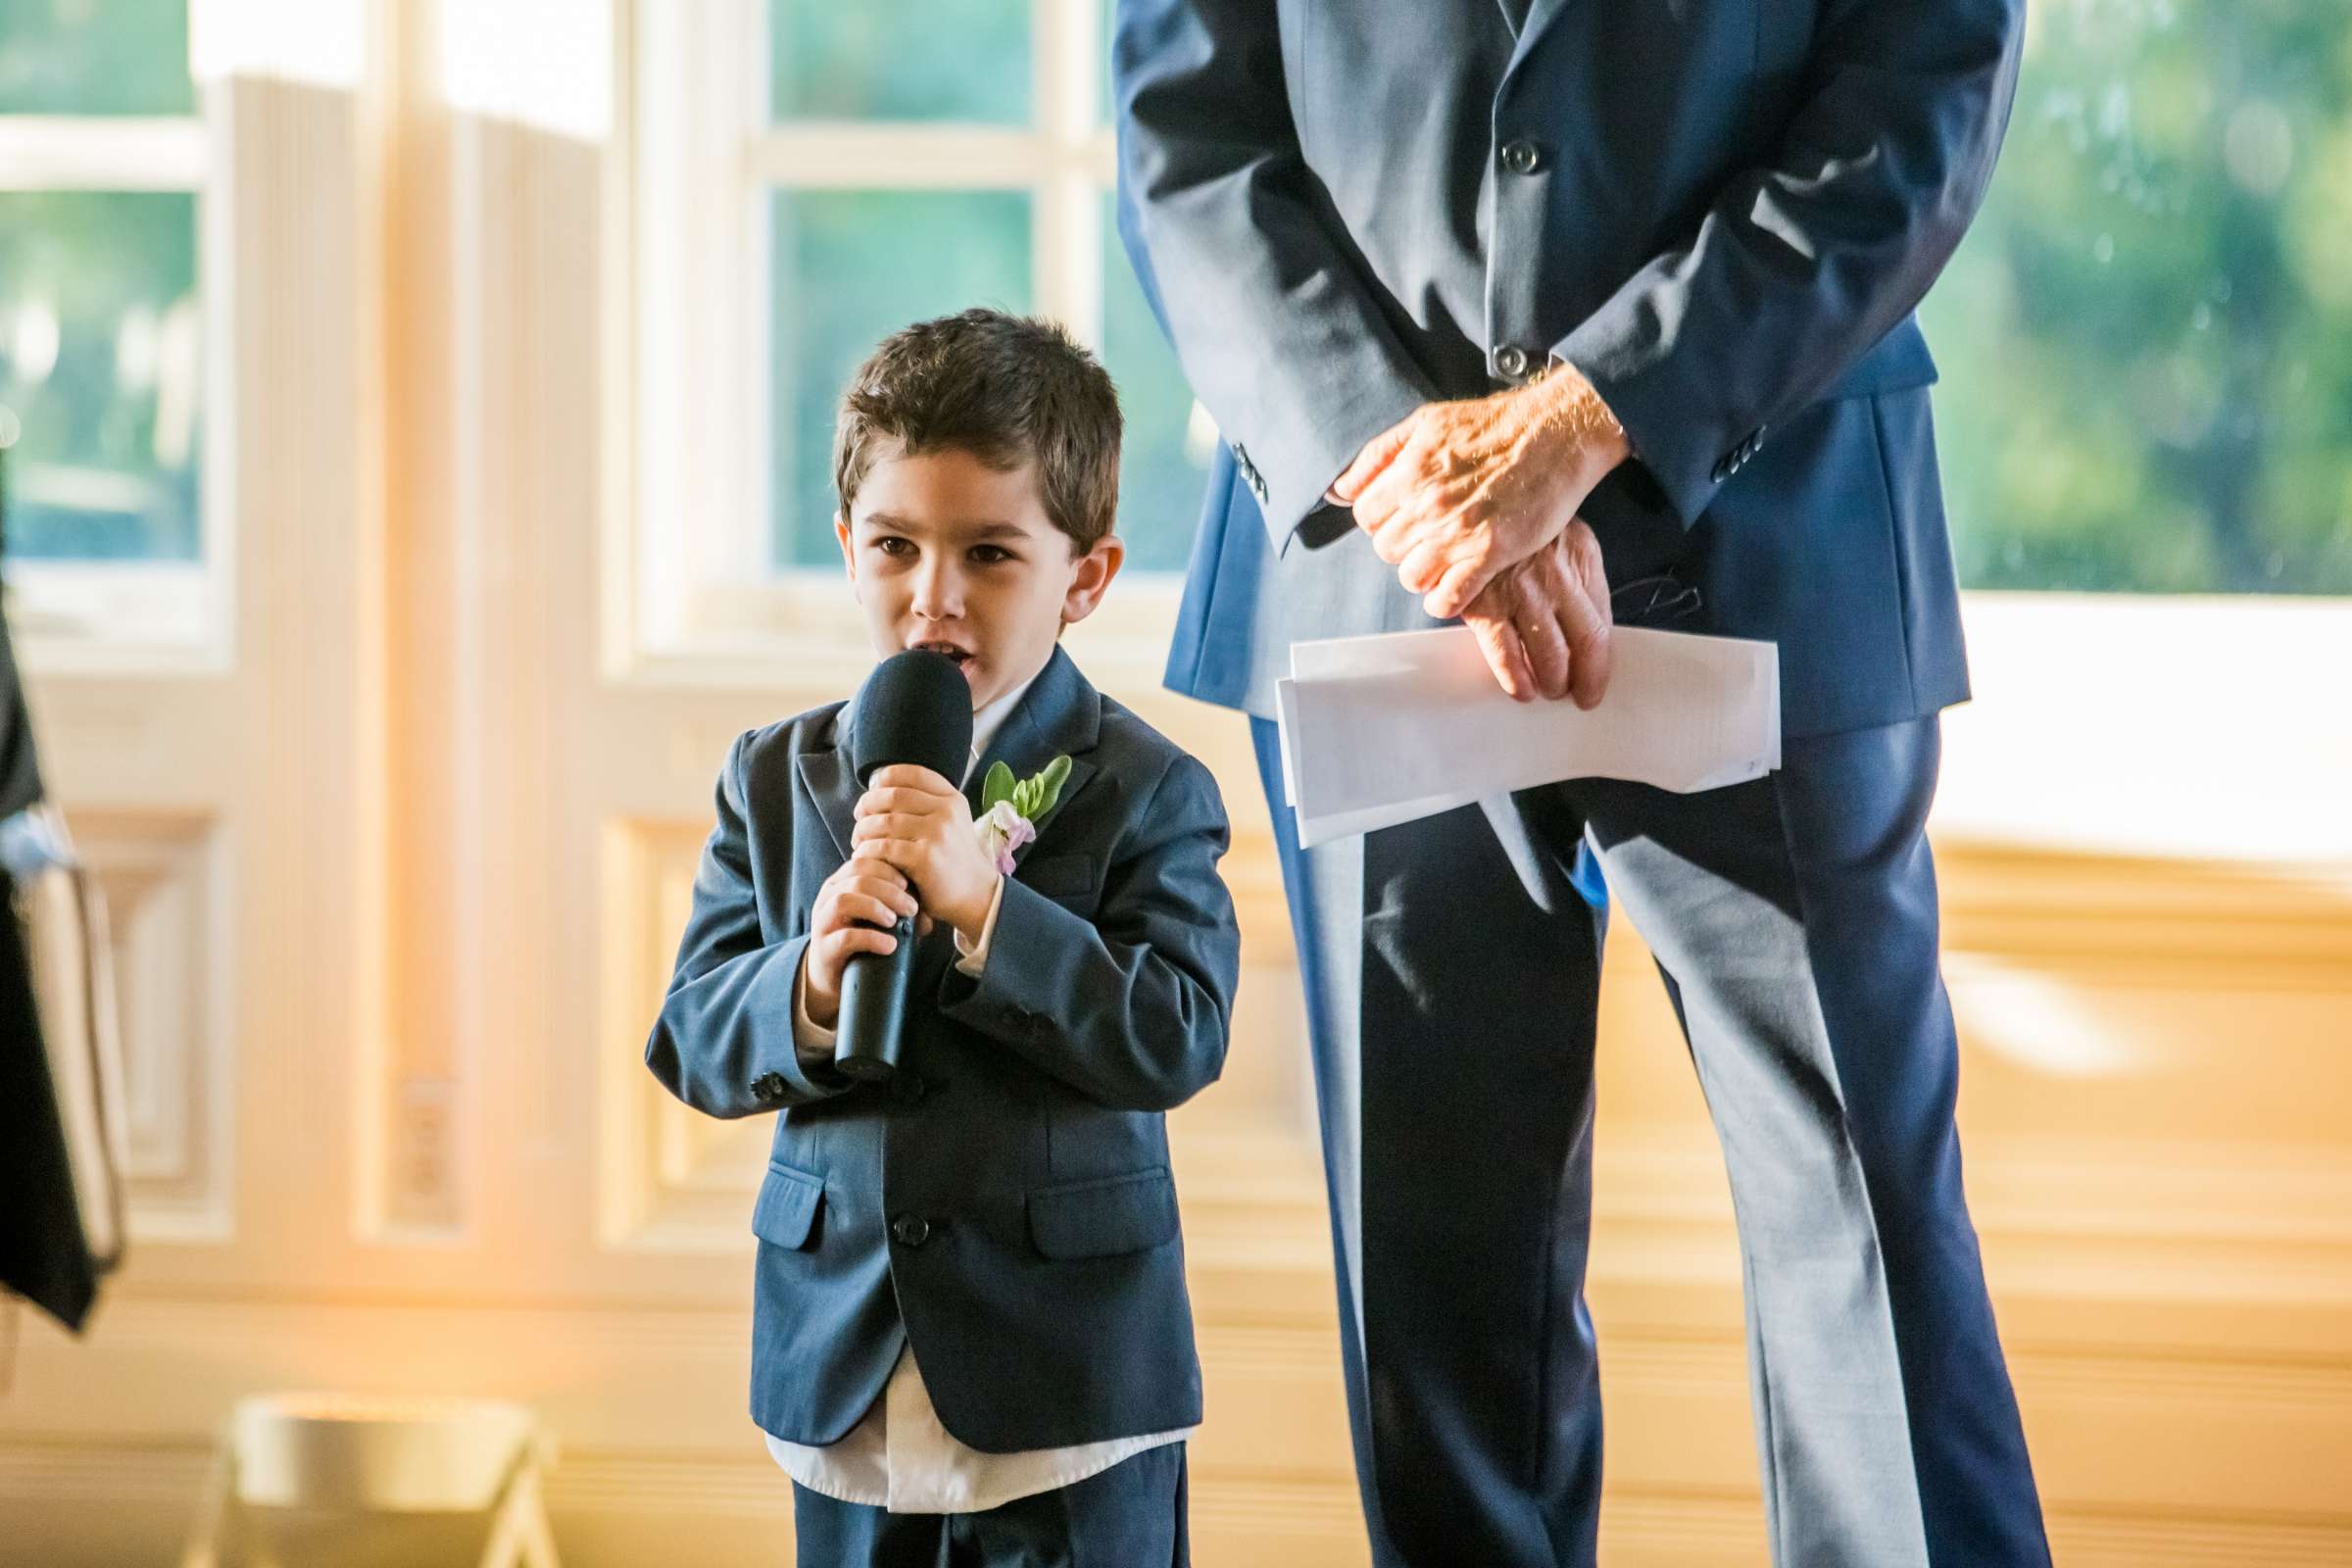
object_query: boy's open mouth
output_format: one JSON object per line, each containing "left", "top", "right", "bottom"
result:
{"left": 910, "top": 640, "right": 975, "bottom": 668}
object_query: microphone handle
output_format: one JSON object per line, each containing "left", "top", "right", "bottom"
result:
{"left": 833, "top": 911, "right": 917, "bottom": 1083}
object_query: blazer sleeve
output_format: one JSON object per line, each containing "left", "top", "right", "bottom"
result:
{"left": 1553, "top": 0, "right": 2028, "bottom": 526}
{"left": 936, "top": 754, "right": 1240, "bottom": 1113}
{"left": 1114, "top": 0, "right": 1434, "bottom": 551}
{"left": 644, "top": 732, "right": 852, "bottom": 1115}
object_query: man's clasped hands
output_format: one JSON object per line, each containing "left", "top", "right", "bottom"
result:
{"left": 1328, "top": 367, "right": 1633, "bottom": 708}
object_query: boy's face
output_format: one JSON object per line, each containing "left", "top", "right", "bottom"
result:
{"left": 838, "top": 440, "right": 1123, "bottom": 713}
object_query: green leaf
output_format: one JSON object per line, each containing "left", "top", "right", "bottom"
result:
{"left": 980, "top": 760, "right": 1017, "bottom": 812}
{"left": 1028, "top": 755, "right": 1073, "bottom": 818}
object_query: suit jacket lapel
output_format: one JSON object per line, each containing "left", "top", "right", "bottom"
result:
{"left": 794, "top": 709, "right": 859, "bottom": 865}
{"left": 1507, "top": 0, "right": 1576, "bottom": 71}
{"left": 1494, "top": 0, "right": 1533, "bottom": 37}
{"left": 965, "top": 645, "right": 1102, "bottom": 873}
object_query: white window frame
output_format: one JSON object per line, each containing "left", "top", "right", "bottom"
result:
{"left": 0, "top": 92, "right": 233, "bottom": 673}
{"left": 618, "top": 0, "right": 1181, "bottom": 696}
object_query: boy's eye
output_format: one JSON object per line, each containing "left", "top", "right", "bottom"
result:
{"left": 872, "top": 536, "right": 913, "bottom": 558}
{"left": 969, "top": 545, "right": 1015, "bottom": 564}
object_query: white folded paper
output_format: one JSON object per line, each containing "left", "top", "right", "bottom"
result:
{"left": 1274, "top": 625, "right": 1781, "bottom": 848}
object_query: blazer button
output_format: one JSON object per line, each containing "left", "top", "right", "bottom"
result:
{"left": 1493, "top": 343, "right": 1531, "bottom": 379}
{"left": 1499, "top": 138, "right": 1543, "bottom": 174}
{"left": 751, "top": 1072, "right": 787, "bottom": 1104}
{"left": 891, "top": 1214, "right": 931, "bottom": 1248}
{"left": 1710, "top": 457, "right": 1731, "bottom": 483}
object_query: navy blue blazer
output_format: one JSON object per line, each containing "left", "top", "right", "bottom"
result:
{"left": 643, "top": 646, "right": 1241, "bottom": 1451}
{"left": 1116, "top": 0, "right": 2025, "bottom": 737}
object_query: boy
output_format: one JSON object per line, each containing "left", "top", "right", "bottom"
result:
{"left": 644, "top": 310, "right": 1239, "bottom": 1566}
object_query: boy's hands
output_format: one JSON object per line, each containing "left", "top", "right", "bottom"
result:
{"left": 803, "top": 857, "right": 920, "bottom": 1032}
{"left": 852, "top": 763, "right": 1001, "bottom": 949}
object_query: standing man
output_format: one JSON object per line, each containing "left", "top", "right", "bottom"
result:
{"left": 1114, "top": 2, "right": 2049, "bottom": 1565}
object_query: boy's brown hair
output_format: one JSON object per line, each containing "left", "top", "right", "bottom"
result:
{"left": 832, "top": 309, "right": 1123, "bottom": 554}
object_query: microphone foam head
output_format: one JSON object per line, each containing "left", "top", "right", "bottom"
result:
{"left": 850, "top": 649, "right": 975, "bottom": 787}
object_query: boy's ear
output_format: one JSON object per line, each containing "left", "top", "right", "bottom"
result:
{"left": 834, "top": 514, "right": 857, "bottom": 581}
{"left": 1059, "top": 534, "right": 1125, "bottom": 627}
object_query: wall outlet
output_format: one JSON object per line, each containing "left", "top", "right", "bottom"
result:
{"left": 395, "top": 1075, "right": 457, "bottom": 1223}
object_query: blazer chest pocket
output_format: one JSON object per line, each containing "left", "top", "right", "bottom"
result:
{"left": 752, "top": 1159, "right": 824, "bottom": 1250}
{"left": 1027, "top": 1168, "right": 1180, "bottom": 1260}
{"left": 1019, "top": 852, "right": 1099, "bottom": 904}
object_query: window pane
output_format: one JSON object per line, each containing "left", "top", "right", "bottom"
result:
{"left": 770, "top": 190, "right": 1032, "bottom": 568}
{"left": 1922, "top": 0, "right": 2352, "bottom": 593}
{"left": 769, "top": 0, "right": 1027, "bottom": 124}
{"left": 0, "top": 190, "right": 200, "bottom": 562}
{"left": 1102, "top": 196, "right": 1212, "bottom": 575}
{"left": 0, "top": 0, "right": 193, "bottom": 116}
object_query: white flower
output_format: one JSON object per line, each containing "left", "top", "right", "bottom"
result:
{"left": 974, "top": 800, "right": 1037, "bottom": 875}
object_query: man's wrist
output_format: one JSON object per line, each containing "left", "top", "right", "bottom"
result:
{"left": 1530, "top": 361, "right": 1631, "bottom": 483}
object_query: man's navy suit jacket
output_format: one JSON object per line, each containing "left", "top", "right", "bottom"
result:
{"left": 643, "top": 646, "right": 1241, "bottom": 1452}
{"left": 1115, "top": 0, "right": 2026, "bottom": 737}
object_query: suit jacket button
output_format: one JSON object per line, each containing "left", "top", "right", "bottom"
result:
{"left": 891, "top": 1214, "right": 931, "bottom": 1248}
{"left": 752, "top": 1072, "right": 787, "bottom": 1103}
{"left": 1493, "top": 343, "right": 1530, "bottom": 379}
{"left": 1710, "top": 457, "right": 1731, "bottom": 482}
{"left": 1499, "top": 138, "right": 1543, "bottom": 174}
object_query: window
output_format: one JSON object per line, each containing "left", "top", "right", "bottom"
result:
{"left": 1921, "top": 0, "right": 2352, "bottom": 594}
{"left": 0, "top": 0, "right": 213, "bottom": 648}
{"left": 0, "top": 0, "right": 204, "bottom": 563}
{"left": 629, "top": 0, "right": 1207, "bottom": 663}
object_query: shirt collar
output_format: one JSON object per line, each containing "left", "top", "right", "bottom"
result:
{"left": 961, "top": 663, "right": 1046, "bottom": 788}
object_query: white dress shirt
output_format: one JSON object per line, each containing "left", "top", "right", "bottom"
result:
{"left": 766, "top": 664, "right": 1195, "bottom": 1513}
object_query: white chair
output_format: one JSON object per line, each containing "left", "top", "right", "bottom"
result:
{"left": 180, "top": 1393, "right": 561, "bottom": 1568}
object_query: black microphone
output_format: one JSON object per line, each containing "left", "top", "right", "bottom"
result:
{"left": 834, "top": 650, "right": 973, "bottom": 1084}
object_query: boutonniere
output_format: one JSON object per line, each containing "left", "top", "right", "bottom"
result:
{"left": 975, "top": 756, "right": 1073, "bottom": 874}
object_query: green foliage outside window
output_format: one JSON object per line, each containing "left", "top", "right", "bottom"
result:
{"left": 769, "top": 0, "right": 1027, "bottom": 125}
{"left": 0, "top": 0, "right": 192, "bottom": 116}
{"left": 1923, "top": 0, "right": 2352, "bottom": 592}
{"left": 0, "top": 191, "right": 199, "bottom": 562}
{"left": 0, "top": 0, "right": 198, "bottom": 562}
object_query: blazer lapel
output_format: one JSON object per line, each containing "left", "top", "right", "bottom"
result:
{"left": 794, "top": 708, "right": 860, "bottom": 865}
{"left": 1507, "top": 0, "right": 1577, "bottom": 71}
{"left": 965, "top": 646, "right": 1102, "bottom": 874}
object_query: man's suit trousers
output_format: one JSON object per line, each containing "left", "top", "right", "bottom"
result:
{"left": 1251, "top": 713, "right": 2050, "bottom": 1568}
